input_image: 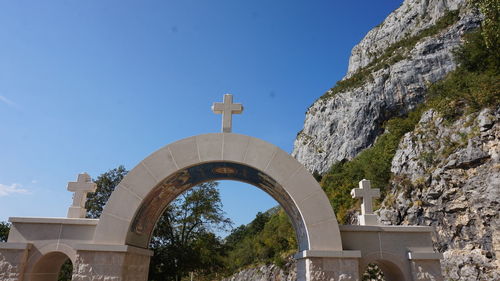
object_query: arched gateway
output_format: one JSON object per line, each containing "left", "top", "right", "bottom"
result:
{"left": 94, "top": 133, "right": 342, "bottom": 252}
{"left": 0, "top": 95, "right": 444, "bottom": 281}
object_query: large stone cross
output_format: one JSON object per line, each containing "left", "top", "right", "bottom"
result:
{"left": 351, "top": 179, "right": 380, "bottom": 225}
{"left": 212, "top": 94, "right": 243, "bottom": 133}
{"left": 67, "top": 173, "right": 97, "bottom": 218}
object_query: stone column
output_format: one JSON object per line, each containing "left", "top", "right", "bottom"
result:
{"left": 72, "top": 244, "right": 153, "bottom": 281}
{"left": 0, "top": 243, "right": 31, "bottom": 281}
{"left": 408, "top": 251, "right": 444, "bottom": 281}
{"left": 295, "top": 250, "right": 361, "bottom": 281}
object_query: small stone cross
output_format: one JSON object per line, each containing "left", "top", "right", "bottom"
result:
{"left": 212, "top": 94, "right": 243, "bottom": 133}
{"left": 351, "top": 179, "right": 380, "bottom": 225}
{"left": 67, "top": 173, "right": 97, "bottom": 218}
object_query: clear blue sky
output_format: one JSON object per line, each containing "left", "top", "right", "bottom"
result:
{"left": 0, "top": 0, "right": 402, "bottom": 233}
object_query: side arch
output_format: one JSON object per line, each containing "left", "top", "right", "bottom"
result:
{"left": 24, "top": 243, "right": 75, "bottom": 281}
{"left": 360, "top": 252, "right": 411, "bottom": 281}
{"left": 93, "top": 133, "right": 343, "bottom": 251}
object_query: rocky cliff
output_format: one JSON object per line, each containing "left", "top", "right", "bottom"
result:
{"left": 221, "top": 260, "right": 296, "bottom": 281}
{"left": 292, "top": 0, "right": 480, "bottom": 174}
{"left": 378, "top": 107, "right": 500, "bottom": 280}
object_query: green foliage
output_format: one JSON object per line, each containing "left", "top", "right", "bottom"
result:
{"left": 471, "top": 0, "right": 499, "bottom": 49}
{"left": 319, "top": 10, "right": 460, "bottom": 101}
{"left": 320, "top": 108, "right": 424, "bottom": 223}
{"left": 362, "top": 263, "right": 385, "bottom": 281}
{"left": 427, "top": 30, "right": 499, "bottom": 120}
{"left": 222, "top": 209, "right": 296, "bottom": 275}
{"left": 85, "top": 165, "right": 128, "bottom": 218}
{"left": 0, "top": 221, "right": 10, "bottom": 242}
{"left": 148, "top": 182, "right": 232, "bottom": 281}
{"left": 57, "top": 260, "right": 73, "bottom": 281}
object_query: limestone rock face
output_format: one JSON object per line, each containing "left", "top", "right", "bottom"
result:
{"left": 292, "top": 0, "right": 480, "bottom": 174}
{"left": 378, "top": 107, "right": 500, "bottom": 281}
{"left": 347, "top": 0, "right": 467, "bottom": 76}
{"left": 221, "top": 261, "right": 296, "bottom": 281}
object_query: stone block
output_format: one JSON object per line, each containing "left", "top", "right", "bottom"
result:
{"left": 120, "top": 163, "right": 158, "bottom": 199}
{"left": 282, "top": 167, "right": 320, "bottom": 202}
{"left": 302, "top": 257, "right": 359, "bottom": 281}
{"left": 196, "top": 133, "right": 223, "bottom": 162}
{"left": 265, "top": 148, "right": 303, "bottom": 184}
{"left": 300, "top": 191, "right": 337, "bottom": 225}
{"left": 0, "top": 244, "right": 30, "bottom": 281}
{"left": 72, "top": 249, "right": 150, "bottom": 281}
{"left": 142, "top": 146, "right": 178, "bottom": 182}
{"left": 103, "top": 185, "right": 143, "bottom": 221}
{"left": 222, "top": 133, "right": 250, "bottom": 163}
{"left": 168, "top": 137, "right": 199, "bottom": 168}
{"left": 244, "top": 136, "right": 278, "bottom": 171}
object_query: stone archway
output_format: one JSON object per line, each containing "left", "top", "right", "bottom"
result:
{"left": 85, "top": 133, "right": 360, "bottom": 280}
{"left": 94, "top": 133, "right": 343, "bottom": 252}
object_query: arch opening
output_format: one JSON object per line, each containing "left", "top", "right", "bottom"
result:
{"left": 361, "top": 260, "right": 406, "bottom": 281}
{"left": 29, "top": 251, "right": 73, "bottom": 281}
{"left": 126, "top": 161, "right": 307, "bottom": 251}
{"left": 146, "top": 179, "right": 298, "bottom": 280}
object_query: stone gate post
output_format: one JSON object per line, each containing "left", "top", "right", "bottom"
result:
{"left": 72, "top": 245, "right": 152, "bottom": 281}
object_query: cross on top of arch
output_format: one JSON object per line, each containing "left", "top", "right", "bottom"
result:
{"left": 212, "top": 94, "right": 243, "bottom": 133}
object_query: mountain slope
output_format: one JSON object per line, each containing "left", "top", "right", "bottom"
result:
{"left": 292, "top": 0, "right": 480, "bottom": 174}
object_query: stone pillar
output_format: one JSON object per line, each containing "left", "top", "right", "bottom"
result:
{"left": 72, "top": 244, "right": 153, "bottom": 281}
{"left": 408, "top": 251, "right": 444, "bottom": 281}
{"left": 295, "top": 250, "right": 361, "bottom": 281}
{"left": 0, "top": 243, "right": 31, "bottom": 281}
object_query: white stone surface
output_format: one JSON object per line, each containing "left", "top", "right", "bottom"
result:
{"left": 67, "top": 173, "right": 97, "bottom": 218}
{"left": 351, "top": 179, "right": 380, "bottom": 226}
{"left": 212, "top": 94, "right": 243, "bottom": 133}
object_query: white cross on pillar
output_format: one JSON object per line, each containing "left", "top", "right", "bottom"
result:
{"left": 67, "top": 173, "right": 97, "bottom": 218}
{"left": 351, "top": 179, "right": 380, "bottom": 225}
{"left": 212, "top": 94, "right": 243, "bottom": 133}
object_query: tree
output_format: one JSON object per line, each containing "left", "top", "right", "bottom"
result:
{"left": 149, "top": 182, "right": 232, "bottom": 281}
{"left": 85, "top": 165, "right": 128, "bottom": 218}
{"left": 0, "top": 221, "right": 10, "bottom": 242}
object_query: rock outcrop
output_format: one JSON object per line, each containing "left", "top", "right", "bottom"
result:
{"left": 347, "top": 0, "right": 467, "bottom": 76}
{"left": 378, "top": 107, "right": 500, "bottom": 281}
{"left": 221, "top": 261, "right": 296, "bottom": 281}
{"left": 292, "top": 0, "right": 480, "bottom": 174}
